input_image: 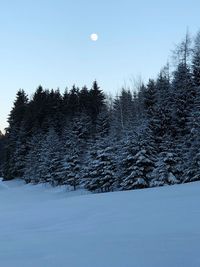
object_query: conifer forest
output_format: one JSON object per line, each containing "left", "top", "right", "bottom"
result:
{"left": 1, "top": 31, "right": 200, "bottom": 193}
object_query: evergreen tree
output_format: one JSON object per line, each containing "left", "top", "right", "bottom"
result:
{"left": 112, "top": 89, "right": 135, "bottom": 135}
{"left": 89, "top": 81, "right": 105, "bottom": 124}
{"left": 28, "top": 86, "right": 50, "bottom": 131}
{"left": 0, "top": 132, "right": 6, "bottom": 176}
{"left": 171, "top": 63, "right": 195, "bottom": 137}
{"left": 61, "top": 115, "right": 91, "bottom": 190}
{"left": 79, "top": 86, "right": 90, "bottom": 113}
{"left": 143, "top": 79, "right": 157, "bottom": 118}
{"left": 151, "top": 152, "right": 180, "bottom": 187}
{"left": 121, "top": 130, "right": 156, "bottom": 190}
{"left": 41, "top": 128, "right": 63, "bottom": 185}
{"left": 84, "top": 137, "right": 117, "bottom": 192}
{"left": 192, "top": 31, "right": 200, "bottom": 86}
{"left": 3, "top": 90, "right": 29, "bottom": 180}
{"left": 44, "top": 89, "right": 63, "bottom": 132}
{"left": 184, "top": 88, "right": 200, "bottom": 182}
{"left": 68, "top": 85, "right": 80, "bottom": 116}
{"left": 23, "top": 131, "right": 45, "bottom": 183}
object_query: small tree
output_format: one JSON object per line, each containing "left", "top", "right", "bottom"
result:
{"left": 121, "top": 131, "right": 156, "bottom": 190}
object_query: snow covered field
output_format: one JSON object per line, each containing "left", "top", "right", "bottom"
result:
{"left": 0, "top": 179, "right": 200, "bottom": 267}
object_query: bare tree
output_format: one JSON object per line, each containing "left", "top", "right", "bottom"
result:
{"left": 172, "top": 30, "right": 192, "bottom": 68}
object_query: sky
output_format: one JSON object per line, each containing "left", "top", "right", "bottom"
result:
{"left": 0, "top": 0, "right": 200, "bottom": 132}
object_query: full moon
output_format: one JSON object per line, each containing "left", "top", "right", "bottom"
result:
{"left": 90, "top": 33, "right": 98, "bottom": 41}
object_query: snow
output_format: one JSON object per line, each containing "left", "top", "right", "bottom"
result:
{"left": 0, "top": 179, "right": 200, "bottom": 267}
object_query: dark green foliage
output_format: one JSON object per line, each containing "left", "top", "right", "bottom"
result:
{"left": 3, "top": 31, "right": 200, "bottom": 192}
{"left": 120, "top": 131, "right": 156, "bottom": 190}
{"left": 184, "top": 88, "right": 200, "bottom": 183}
{"left": 171, "top": 63, "right": 195, "bottom": 137}
{"left": 151, "top": 152, "right": 180, "bottom": 187}
{"left": 143, "top": 79, "right": 157, "bottom": 118}
{"left": 67, "top": 85, "right": 80, "bottom": 116}
{"left": 112, "top": 88, "right": 135, "bottom": 134}
{"left": 89, "top": 81, "right": 105, "bottom": 123}
{"left": 85, "top": 138, "right": 117, "bottom": 192}
{"left": 0, "top": 132, "right": 6, "bottom": 176}
{"left": 3, "top": 90, "right": 28, "bottom": 180}
{"left": 192, "top": 31, "right": 200, "bottom": 86}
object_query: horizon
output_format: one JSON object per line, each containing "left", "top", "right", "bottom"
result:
{"left": 1, "top": 0, "right": 200, "bottom": 132}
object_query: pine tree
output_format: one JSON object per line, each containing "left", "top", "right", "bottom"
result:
{"left": 62, "top": 138, "right": 81, "bottom": 190}
{"left": 184, "top": 88, "right": 200, "bottom": 182}
{"left": 23, "top": 131, "right": 45, "bottom": 183}
{"left": 68, "top": 85, "right": 80, "bottom": 116}
{"left": 84, "top": 137, "right": 117, "bottom": 192}
{"left": 3, "top": 90, "right": 29, "bottom": 180}
{"left": 0, "top": 132, "right": 6, "bottom": 176}
{"left": 144, "top": 67, "right": 173, "bottom": 149}
{"left": 62, "top": 88, "right": 70, "bottom": 116}
{"left": 96, "top": 106, "right": 110, "bottom": 138}
{"left": 192, "top": 31, "right": 200, "bottom": 86}
{"left": 41, "top": 128, "right": 63, "bottom": 185}
{"left": 84, "top": 107, "right": 117, "bottom": 192}
{"left": 79, "top": 86, "right": 90, "bottom": 113}
{"left": 151, "top": 152, "right": 180, "bottom": 187}
{"left": 143, "top": 79, "right": 157, "bottom": 118}
{"left": 61, "top": 115, "right": 91, "bottom": 190}
{"left": 112, "top": 89, "right": 135, "bottom": 135}
{"left": 171, "top": 63, "right": 195, "bottom": 137}
{"left": 89, "top": 81, "right": 105, "bottom": 125}
{"left": 11, "top": 125, "right": 28, "bottom": 178}
{"left": 28, "top": 86, "right": 50, "bottom": 132}
{"left": 120, "top": 131, "right": 156, "bottom": 190}
{"left": 44, "top": 89, "right": 63, "bottom": 133}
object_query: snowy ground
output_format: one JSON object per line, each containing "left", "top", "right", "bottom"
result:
{"left": 0, "top": 179, "right": 200, "bottom": 267}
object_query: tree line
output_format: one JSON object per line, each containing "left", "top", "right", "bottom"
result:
{"left": 1, "top": 30, "right": 200, "bottom": 192}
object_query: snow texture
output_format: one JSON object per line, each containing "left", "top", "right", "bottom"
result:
{"left": 0, "top": 178, "right": 200, "bottom": 267}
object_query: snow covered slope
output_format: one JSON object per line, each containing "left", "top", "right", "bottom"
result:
{"left": 0, "top": 179, "right": 200, "bottom": 267}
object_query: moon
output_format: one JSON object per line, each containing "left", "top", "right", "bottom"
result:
{"left": 90, "top": 33, "right": 98, "bottom": 41}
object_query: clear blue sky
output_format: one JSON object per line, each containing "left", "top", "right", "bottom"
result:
{"left": 0, "top": 0, "right": 200, "bottom": 132}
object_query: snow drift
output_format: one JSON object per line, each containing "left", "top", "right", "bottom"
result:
{"left": 0, "top": 178, "right": 200, "bottom": 267}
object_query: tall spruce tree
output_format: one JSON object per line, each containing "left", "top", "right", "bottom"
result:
{"left": 3, "top": 90, "right": 28, "bottom": 180}
{"left": 192, "top": 31, "right": 200, "bottom": 86}
{"left": 120, "top": 129, "right": 156, "bottom": 190}
{"left": 89, "top": 81, "right": 105, "bottom": 125}
{"left": 184, "top": 87, "right": 200, "bottom": 182}
{"left": 0, "top": 132, "right": 6, "bottom": 176}
{"left": 171, "top": 63, "right": 195, "bottom": 137}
